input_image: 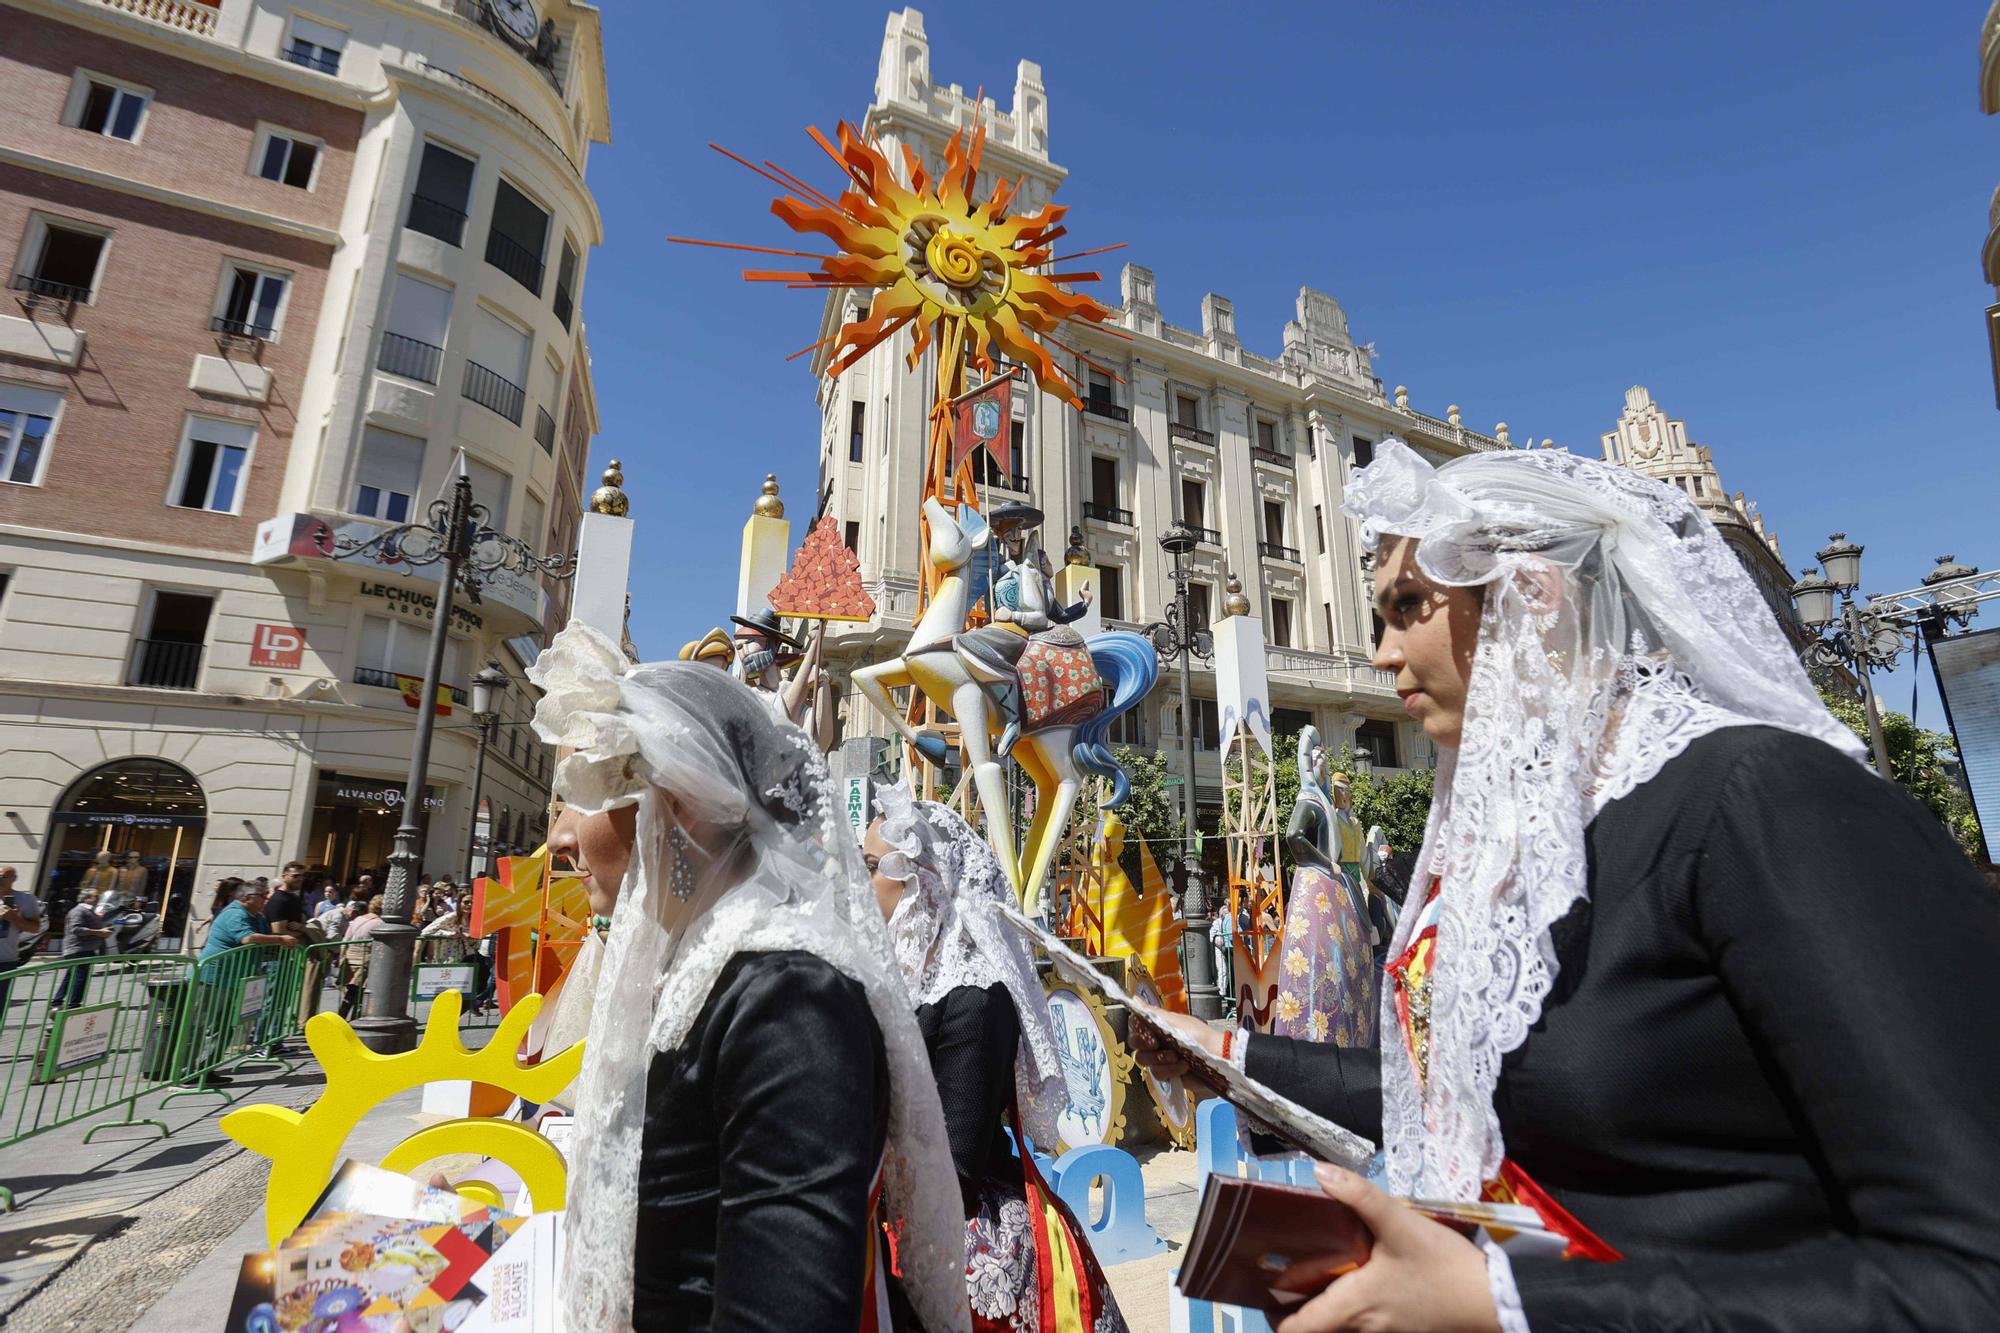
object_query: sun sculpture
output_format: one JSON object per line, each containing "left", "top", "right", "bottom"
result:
{"left": 221, "top": 992, "right": 584, "bottom": 1246}
{"left": 676, "top": 116, "right": 1151, "bottom": 911}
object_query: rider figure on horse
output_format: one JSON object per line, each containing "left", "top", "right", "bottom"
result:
{"left": 954, "top": 502, "right": 1096, "bottom": 759}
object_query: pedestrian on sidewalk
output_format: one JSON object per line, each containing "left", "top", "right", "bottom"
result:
{"left": 52, "top": 887, "right": 113, "bottom": 1009}
{"left": 0, "top": 866, "right": 45, "bottom": 1022}
{"left": 338, "top": 895, "right": 386, "bottom": 1019}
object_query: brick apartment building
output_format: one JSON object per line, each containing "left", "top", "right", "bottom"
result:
{"left": 0, "top": 0, "right": 611, "bottom": 940}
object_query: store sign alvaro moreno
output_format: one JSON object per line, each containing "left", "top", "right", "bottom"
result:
{"left": 250, "top": 513, "right": 547, "bottom": 623}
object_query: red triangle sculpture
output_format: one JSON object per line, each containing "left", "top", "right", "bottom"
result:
{"left": 767, "top": 515, "right": 877, "bottom": 623}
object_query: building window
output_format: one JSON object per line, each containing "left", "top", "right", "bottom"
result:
{"left": 847, "top": 401, "right": 866, "bottom": 462}
{"left": 212, "top": 264, "right": 289, "bottom": 340}
{"left": 843, "top": 520, "right": 860, "bottom": 553}
{"left": 408, "top": 142, "right": 475, "bottom": 246}
{"left": 553, "top": 238, "right": 578, "bottom": 328}
{"left": 1270, "top": 597, "right": 1292, "bottom": 648}
{"left": 1355, "top": 717, "right": 1400, "bottom": 769}
{"left": 1097, "top": 564, "right": 1125, "bottom": 621}
{"left": 1692, "top": 473, "right": 1706, "bottom": 497}
{"left": 1087, "top": 371, "right": 1116, "bottom": 409}
{"left": 0, "top": 384, "right": 62, "bottom": 487}
{"left": 284, "top": 15, "right": 346, "bottom": 75}
{"left": 522, "top": 491, "right": 546, "bottom": 548}
{"left": 1324, "top": 602, "right": 1335, "bottom": 649}
{"left": 463, "top": 454, "right": 512, "bottom": 534}
{"left": 1010, "top": 419, "right": 1025, "bottom": 469}
{"left": 379, "top": 272, "right": 452, "bottom": 384}
{"left": 1090, "top": 455, "right": 1118, "bottom": 507}
{"left": 1371, "top": 609, "right": 1388, "bottom": 652}
{"left": 1175, "top": 393, "right": 1200, "bottom": 428}
{"left": 1308, "top": 425, "right": 1317, "bottom": 460}
{"left": 1353, "top": 435, "right": 1375, "bottom": 468}
{"left": 360, "top": 613, "right": 464, "bottom": 691}
{"left": 352, "top": 426, "right": 423, "bottom": 522}
{"left": 1180, "top": 477, "right": 1205, "bottom": 527}
{"left": 1194, "top": 698, "right": 1220, "bottom": 750}
{"left": 1263, "top": 499, "right": 1286, "bottom": 545}
{"left": 464, "top": 308, "right": 532, "bottom": 425}
{"left": 253, "top": 127, "right": 320, "bottom": 190}
{"left": 486, "top": 179, "right": 550, "bottom": 295}
{"left": 1188, "top": 581, "right": 1212, "bottom": 631}
{"left": 170, "top": 417, "right": 254, "bottom": 514}
{"left": 1273, "top": 707, "right": 1313, "bottom": 738}
{"left": 1256, "top": 419, "right": 1278, "bottom": 452}
{"left": 65, "top": 72, "right": 150, "bottom": 142}
{"left": 130, "top": 590, "right": 212, "bottom": 690}
{"left": 1314, "top": 503, "right": 1325, "bottom": 554}
{"left": 13, "top": 216, "right": 110, "bottom": 304}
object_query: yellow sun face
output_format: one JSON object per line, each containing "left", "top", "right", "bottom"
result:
{"left": 682, "top": 120, "right": 1121, "bottom": 408}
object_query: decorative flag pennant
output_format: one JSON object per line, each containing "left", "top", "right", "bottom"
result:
{"left": 951, "top": 374, "right": 1012, "bottom": 477}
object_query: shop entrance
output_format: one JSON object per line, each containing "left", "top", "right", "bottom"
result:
{"left": 305, "top": 771, "right": 445, "bottom": 885}
{"left": 38, "top": 758, "right": 206, "bottom": 949}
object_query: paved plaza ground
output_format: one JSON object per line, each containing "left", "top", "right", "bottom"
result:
{"left": 0, "top": 986, "right": 1202, "bottom": 1332}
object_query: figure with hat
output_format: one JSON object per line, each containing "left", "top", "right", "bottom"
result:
{"left": 730, "top": 605, "right": 825, "bottom": 729}
{"left": 955, "top": 501, "right": 1093, "bottom": 759}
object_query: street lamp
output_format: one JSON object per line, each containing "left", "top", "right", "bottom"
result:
{"left": 1793, "top": 534, "right": 1900, "bottom": 777}
{"left": 1351, "top": 746, "right": 1374, "bottom": 783}
{"left": 464, "top": 661, "right": 511, "bottom": 884}
{"left": 328, "top": 470, "right": 574, "bottom": 1053}
{"left": 1140, "top": 519, "right": 1222, "bottom": 1020}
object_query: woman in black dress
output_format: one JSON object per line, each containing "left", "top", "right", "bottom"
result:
{"left": 864, "top": 783, "right": 1128, "bottom": 1332}
{"left": 1137, "top": 439, "right": 2000, "bottom": 1332}
{"left": 534, "top": 625, "right": 969, "bottom": 1333}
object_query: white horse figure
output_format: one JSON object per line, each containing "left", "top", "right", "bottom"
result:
{"left": 853, "top": 498, "right": 1157, "bottom": 913}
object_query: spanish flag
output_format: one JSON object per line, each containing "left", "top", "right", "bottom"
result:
{"left": 395, "top": 673, "right": 453, "bottom": 716}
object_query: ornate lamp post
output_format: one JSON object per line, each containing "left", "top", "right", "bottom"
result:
{"left": 463, "top": 661, "right": 511, "bottom": 883}
{"left": 1141, "top": 519, "right": 1222, "bottom": 1020}
{"left": 1793, "top": 534, "right": 1899, "bottom": 775}
{"left": 329, "top": 470, "right": 574, "bottom": 1053}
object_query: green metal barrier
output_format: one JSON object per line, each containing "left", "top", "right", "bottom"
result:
{"left": 0, "top": 953, "right": 195, "bottom": 1208}
{"left": 162, "top": 943, "right": 308, "bottom": 1104}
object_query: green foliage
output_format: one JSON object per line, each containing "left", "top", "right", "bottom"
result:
{"left": 1817, "top": 686, "right": 1984, "bottom": 858}
{"left": 1230, "top": 731, "right": 1440, "bottom": 858}
{"left": 1062, "top": 746, "right": 1186, "bottom": 855}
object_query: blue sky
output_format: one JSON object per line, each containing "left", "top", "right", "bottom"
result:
{"left": 583, "top": 1, "right": 1999, "bottom": 728}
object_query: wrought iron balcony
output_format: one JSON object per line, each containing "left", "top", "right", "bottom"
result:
{"left": 1169, "top": 421, "right": 1215, "bottom": 446}
{"left": 1191, "top": 526, "right": 1223, "bottom": 546}
{"left": 355, "top": 664, "right": 469, "bottom": 705}
{"left": 1083, "top": 501, "right": 1133, "bottom": 526}
{"left": 1251, "top": 446, "right": 1292, "bottom": 467}
{"left": 1084, "top": 397, "right": 1130, "bottom": 423}
{"left": 377, "top": 331, "right": 443, "bottom": 385}
{"left": 534, "top": 405, "right": 556, "bottom": 453}
{"left": 130, "top": 639, "right": 202, "bottom": 690}
{"left": 283, "top": 45, "right": 341, "bottom": 75}
{"left": 462, "top": 359, "right": 525, "bottom": 425}
{"left": 10, "top": 273, "right": 90, "bottom": 305}
{"left": 406, "top": 194, "right": 469, "bottom": 247}
{"left": 210, "top": 315, "right": 274, "bottom": 341}
{"left": 1260, "top": 540, "right": 1302, "bottom": 563}
{"left": 484, "top": 229, "right": 545, "bottom": 295}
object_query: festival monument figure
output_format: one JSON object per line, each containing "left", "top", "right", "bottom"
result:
{"left": 1270, "top": 727, "right": 1378, "bottom": 1047}
{"left": 851, "top": 498, "right": 1157, "bottom": 913}
{"left": 866, "top": 782, "right": 1130, "bottom": 1332}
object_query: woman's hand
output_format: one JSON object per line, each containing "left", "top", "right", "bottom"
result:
{"left": 1128, "top": 1002, "right": 1224, "bottom": 1079}
{"left": 1275, "top": 1165, "right": 1502, "bottom": 1333}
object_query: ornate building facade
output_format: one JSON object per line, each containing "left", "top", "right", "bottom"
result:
{"left": 1599, "top": 385, "right": 1801, "bottom": 637}
{"left": 815, "top": 8, "right": 1522, "bottom": 823}
{"left": 0, "top": 0, "right": 608, "bottom": 932}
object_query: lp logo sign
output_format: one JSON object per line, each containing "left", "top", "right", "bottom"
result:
{"left": 250, "top": 623, "right": 306, "bottom": 669}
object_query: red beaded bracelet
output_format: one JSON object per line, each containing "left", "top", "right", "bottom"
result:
{"left": 1221, "top": 1028, "right": 1234, "bottom": 1062}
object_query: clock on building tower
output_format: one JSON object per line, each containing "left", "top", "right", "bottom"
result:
{"left": 493, "top": 0, "right": 540, "bottom": 45}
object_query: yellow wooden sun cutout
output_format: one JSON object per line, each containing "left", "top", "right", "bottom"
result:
{"left": 221, "top": 990, "right": 584, "bottom": 1245}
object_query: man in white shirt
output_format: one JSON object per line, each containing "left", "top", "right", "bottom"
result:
{"left": 0, "top": 866, "right": 44, "bottom": 1022}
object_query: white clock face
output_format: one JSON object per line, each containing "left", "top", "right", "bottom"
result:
{"left": 495, "top": 0, "right": 539, "bottom": 42}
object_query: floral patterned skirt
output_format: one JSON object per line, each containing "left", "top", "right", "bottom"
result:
{"left": 964, "top": 1165, "right": 1129, "bottom": 1333}
{"left": 1271, "top": 864, "right": 1380, "bottom": 1047}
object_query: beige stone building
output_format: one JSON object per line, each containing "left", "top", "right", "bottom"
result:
{"left": 1599, "top": 385, "right": 1801, "bottom": 638}
{"left": 0, "top": 0, "right": 609, "bottom": 936}
{"left": 814, "top": 8, "right": 1522, "bottom": 827}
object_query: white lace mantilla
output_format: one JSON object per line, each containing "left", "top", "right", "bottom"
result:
{"left": 1348, "top": 440, "right": 1866, "bottom": 1205}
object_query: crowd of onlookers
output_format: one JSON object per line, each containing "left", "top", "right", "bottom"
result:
{"left": 0, "top": 859, "right": 496, "bottom": 1025}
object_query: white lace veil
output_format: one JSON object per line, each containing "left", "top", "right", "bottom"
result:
{"left": 528, "top": 625, "right": 970, "bottom": 1333}
{"left": 1344, "top": 439, "right": 1864, "bottom": 1202}
{"left": 875, "top": 782, "right": 1068, "bottom": 1152}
